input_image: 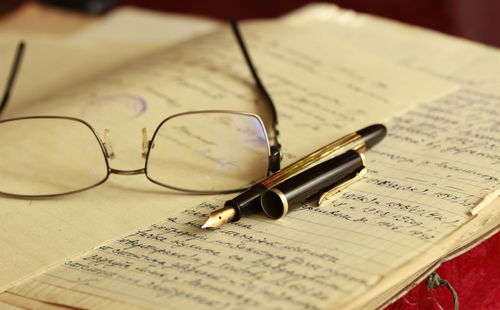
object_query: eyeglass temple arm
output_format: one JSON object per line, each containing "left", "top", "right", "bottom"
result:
{"left": 230, "top": 21, "right": 281, "bottom": 173}
{"left": 0, "top": 41, "right": 25, "bottom": 118}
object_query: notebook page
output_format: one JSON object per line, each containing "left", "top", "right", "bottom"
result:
{"left": 4, "top": 23, "right": 500, "bottom": 309}
{"left": 284, "top": 4, "right": 500, "bottom": 91}
{"left": 285, "top": 4, "right": 500, "bottom": 218}
{"left": 0, "top": 33, "right": 164, "bottom": 111}
{"left": 73, "top": 6, "right": 220, "bottom": 43}
{"left": 7, "top": 86, "right": 499, "bottom": 309}
{"left": 284, "top": 4, "right": 500, "bottom": 308}
{"left": 0, "top": 300, "right": 22, "bottom": 310}
{"left": 0, "top": 22, "right": 455, "bottom": 290}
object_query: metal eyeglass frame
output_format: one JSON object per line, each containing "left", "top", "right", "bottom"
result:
{"left": 0, "top": 21, "right": 282, "bottom": 198}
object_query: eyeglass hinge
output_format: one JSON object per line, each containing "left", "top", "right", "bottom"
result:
{"left": 268, "top": 145, "right": 281, "bottom": 174}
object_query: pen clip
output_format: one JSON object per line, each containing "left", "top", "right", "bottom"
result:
{"left": 316, "top": 153, "right": 367, "bottom": 206}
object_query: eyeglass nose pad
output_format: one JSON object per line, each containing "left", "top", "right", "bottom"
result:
{"left": 103, "top": 128, "right": 116, "bottom": 159}
{"left": 141, "top": 127, "right": 149, "bottom": 159}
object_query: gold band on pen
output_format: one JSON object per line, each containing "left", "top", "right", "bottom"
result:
{"left": 261, "top": 133, "right": 365, "bottom": 188}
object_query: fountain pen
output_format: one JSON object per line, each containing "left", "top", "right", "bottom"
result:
{"left": 201, "top": 124, "right": 386, "bottom": 229}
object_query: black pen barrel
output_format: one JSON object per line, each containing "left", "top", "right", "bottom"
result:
{"left": 261, "top": 150, "right": 363, "bottom": 219}
{"left": 224, "top": 183, "right": 267, "bottom": 221}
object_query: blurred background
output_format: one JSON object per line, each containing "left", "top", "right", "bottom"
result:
{"left": 1, "top": 0, "right": 500, "bottom": 48}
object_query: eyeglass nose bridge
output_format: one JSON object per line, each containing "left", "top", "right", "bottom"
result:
{"left": 102, "top": 127, "right": 150, "bottom": 176}
{"left": 109, "top": 167, "right": 145, "bottom": 175}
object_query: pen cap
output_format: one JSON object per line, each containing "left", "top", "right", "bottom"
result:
{"left": 357, "top": 124, "right": 386, "bottom": 150}
{"left": 261, "top": 150, "right": 364, "bottom": 219}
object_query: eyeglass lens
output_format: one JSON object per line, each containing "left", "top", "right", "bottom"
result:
{"left": 146, "top": 112, "right": 269, "bottom": 192}
{"left": 0, "top": 118, "right": 108, "bottom": 196}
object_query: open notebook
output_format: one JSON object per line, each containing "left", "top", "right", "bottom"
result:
{"left": 0, "top": 4, "right": 498, "bottom": 310}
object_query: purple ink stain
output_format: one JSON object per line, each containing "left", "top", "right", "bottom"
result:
{"left": 86, "top": 94, "right": 147, "bottom": 120}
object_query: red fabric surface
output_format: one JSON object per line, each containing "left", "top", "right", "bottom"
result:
{"left": 385, "top": 232, "right": 500, "bottom": 310}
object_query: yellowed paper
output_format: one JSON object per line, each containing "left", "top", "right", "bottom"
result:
{"left": 284, "top": 3, "right": 500, "bottom": 88}
{"left": 0, "top": 301, "right": 23, "bottom": 310}
{"left": 74, "top": 6, "right": 220, "bottom": 44}
{"left": 7, "top": 196, "right": 499, "bottom": 310}
{"left": 0, "top": 32, "right": 165, "bottom": 111}
{"left": 5, "top": 88, "right": 500, "bottom": 309}
{"left": 0, "top": 21, "right": 455, "bottom": 292}
{"left": 0, "top": 292, "right": 61, "bottom": 310}
{"left": 5, "top": 64, "right": 499, "bottom": 308}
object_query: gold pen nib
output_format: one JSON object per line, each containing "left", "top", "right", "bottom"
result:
{"left": 201, "top": 206, "right": 237, "bottom": 229}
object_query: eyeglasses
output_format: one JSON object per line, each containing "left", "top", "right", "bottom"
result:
{"left": 0, "top": 21, "right": 282, "bottom": 198}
